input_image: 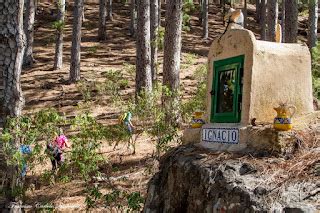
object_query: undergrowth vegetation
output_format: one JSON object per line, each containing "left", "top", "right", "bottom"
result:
{"left": 0, "top": 55, "right": 207, "bottom": 210}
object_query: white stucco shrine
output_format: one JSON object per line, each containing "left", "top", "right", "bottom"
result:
{"left": 197, "top": 29, "right": 314, "bottom": 152}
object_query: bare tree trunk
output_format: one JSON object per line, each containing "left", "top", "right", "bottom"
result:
{"left": 243, "top": 0, "right": 247, "bottom": 27}
{"left": 98, "top": 0, "right": 107, "bottom": 41}
{"left": 308, "top": 0, "right": 318, "bottom": 48}
{"left": 202, "top": 0, "right": 208, "bottom": 39}
{"left": 54, "top": 0, "right": 65, "bottom": 70}
{"left": 150, "top": 0, "right": 159, "bottom": 82}
{"left": 136, "top": 0, "right": 152, "bottom": 95}
{"left": 199, "top": 0, "right": 203, "bottom": 25}
{"left": 0, "top": 0, "right": 25, "bottom": 209}
{"left": 70, "top": 0, "right": 84, "bottom": 83}
{"left": 158, "top": 0, "right": 161, "bottom": 26}
{"left": 284, "top": 0, "right": 298, "bottom": 43}
{"left": 260, "top": 0, "right": 267, "bottom": 40}
{"left": 256, "top": 0, "right": 261, "bottom": 23}
{"left": 23, "top": 0, "right": 35, "bottom": 67}
{"left": 162, "top": 0, "right": 183, "bottom": 125}
{"left": 1, "top": 0, "right": 25, "bottom": 117}
{"left": 130, "top": 0, "right": 136, "bottom": 37}
{"left": 267, "top": 0, "right": 278, "bottom": 41}
{"left": 107, "top": 0, "right": 113, "bottom": 21}
{"left": 281, "top": 0, "right": 285, "bottom": 42}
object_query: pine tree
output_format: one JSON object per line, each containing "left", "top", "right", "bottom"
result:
{"left": 284, "top": 0, "right": 298, "bottom": 43}
{"left": 256, "top": 0, "right": 261, "bottom": 23}
{"left": 54, "top": 0, "right": 66, "bottom": 70}
{"left": 98, "top": 0, "right": 107, "bottom": 41}
{"left": 308, "top": 0, "right": 318, "bottom": 48}
{"left": 130, "top": 0, "right": 136, "bottom": 37}
{"left": 23, "top": 0, "right": 35, "bottom": 67}
{"left": 0, "top": 0, "right": 25, "bottom": 208}
{"left": 267, "top": 0, "right": 278, "bottom": 42}
{"left": 136, "top": 0, "right": 152, "bottom": 95}
{"left": 107, "top": 0, "right": 113, "bottom": 21}
{"left": 202, "top": 0, "right": 208, "bottom": 39}
{"left": 281, "top": 0, "right": 286, "bottom": 42}
{"left": 70, "top": 0, "right": 85, "bottom": 82}
{"left": 243, "top": 0, "right": 247, "bottom": 27}
{"left": 1, "top": 0, "right": 25, "bottom": 117}
{"left": 260, "top": 0, "right": 267, "bottom": 40}
{"left": 151, "top": 0, "right": 159, "bottom": 82}
{"left": 162, "top": 0, "right": 183, "bottom": 125}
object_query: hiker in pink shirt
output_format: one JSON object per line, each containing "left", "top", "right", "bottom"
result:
{"left": 47, "top": 128, "right": 70, "bottom": 171}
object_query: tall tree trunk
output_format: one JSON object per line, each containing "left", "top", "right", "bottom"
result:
{"left": 0, "top": 0, "right": 25, "bottom": 208}
{"left": 284, "top": 0, "right": 298, "bottom": 43}
{"left": 256, "top": 0, "right": 261, "bottom": 23}
{"left": 243, "top": 0, "right": 247, "bottom": 27}
{"left": 162, "top": 0, "right": 183, "bottom": 125}
{"left": 107, "top": 0, "right": 113, "bottom": 21}
{"left": 308, "top": 0, "right": 318, "bottom": 48}
{"left": 53, "top": 0, "right": 65, "bottom": 70}
{"left": 1, "top": 0, "right": 25, "bottom": 117}
{"left": 281, "top": 0, "right": 285, "bottom": 42}
{"left": 23, "top": 0, "right": 35, "bottom": 67}
{"left": 130, "top": 0, "right": 136, "bottom": 37}
{"left": 98, "top": 0, "right": 107, "bottom": 41}
{"left": 158, "top": 0, "right": 161, "bottom": 26}
{"left": 150, "top": 0, "right": 159, "bottom": 82}
{"left": 267, "top": 0, "right": 278, "bottom": 41}
{"left": 199, "top": 0, "right": 203, "bottom": 25}
{"left": 136, "top": 0, "right": 152, "bottom": 95}
{"left": 70, "top": 0, "right": 84, "bottom": 83}
{"left": 202, "top": 0, "right": 208, "bottom": 39}
{"left": 260, "top": 0, "right": 267, "bottom": 40}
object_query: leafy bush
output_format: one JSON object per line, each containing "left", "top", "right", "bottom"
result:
{"left": 1, "top": 109, "right": 66, "bottom": 197}
{"left": 98, "top": 70, "right": 129, "bottom": 104}
{"left": 155, "top": 27, "right": 165, "bottom": 50}
{"left": 181, "top": 64, "right": 207, "bottom": 123}
{"left": 52, "top": 20, "right": 65, "bottom": 32}
{"left": 1, "top": 109, "right": 111, "bottom": 198}
{"left": 127, "top": 191, "right": 144, "bottom": 211}
{"left": 77, "top": 80, "right": 96, "bottom": 102}
{"left": 127, "top": 85, "right": 180, "bottom": 157}
{"left": 67, "top": 113, "right": 106, "bottom": 180}
{"left": 182, "top": 0, "right": 195, "bottom": 32}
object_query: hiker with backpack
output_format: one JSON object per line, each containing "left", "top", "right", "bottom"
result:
{"left": 47, "top": 128, "right": 70, "bottom": 171}
{"left": 119, "top": 111, "right": 136, "bottom": 153}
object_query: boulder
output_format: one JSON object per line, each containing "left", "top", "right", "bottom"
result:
{"left": 144, "top": 145, "right": 319, "bottom": 213}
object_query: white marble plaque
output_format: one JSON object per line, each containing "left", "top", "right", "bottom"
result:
{"left": 202, "top": 128, "right": 239, "bottom": 144}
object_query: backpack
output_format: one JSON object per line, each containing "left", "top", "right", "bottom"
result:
{"left": 118, "top": 112, "right": 128, "bottom": 124}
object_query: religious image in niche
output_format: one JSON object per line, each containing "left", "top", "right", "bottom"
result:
{"left": 218, "top": 69, "right": 235, "bottom": 113}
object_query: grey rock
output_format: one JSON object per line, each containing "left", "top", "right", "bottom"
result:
{"left": 143, "top": 145, "right": 318, "bottom": 212}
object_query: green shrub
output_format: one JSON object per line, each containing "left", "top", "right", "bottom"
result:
{"left": 127, "top": 191, "right": 144, "bottom": 211}
{"left": 155, "top": 27, "right": 165, "bottom": 50}
{"left": 181, "top": 64, "right": 207, "bottom": 123}
{"left": 52, "top": 20, "right": 65, "bottom": 32}
{"left": 98, "top": 70, "right": 129, "bottom": 105}
{"left": 126, "top": 85, "right": 180, "bottom": 157}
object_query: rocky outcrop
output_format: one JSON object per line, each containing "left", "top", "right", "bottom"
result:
{"left": 144, "top": 145, "right": 319, "bottom": 213}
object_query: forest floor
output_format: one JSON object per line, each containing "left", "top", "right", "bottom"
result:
{"left": 20, "top": 1, "right": 311, "bottom": 212}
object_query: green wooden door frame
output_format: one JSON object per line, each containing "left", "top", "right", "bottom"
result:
{"left": 210, "top": 55, "right": 244, "bottom": 123}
